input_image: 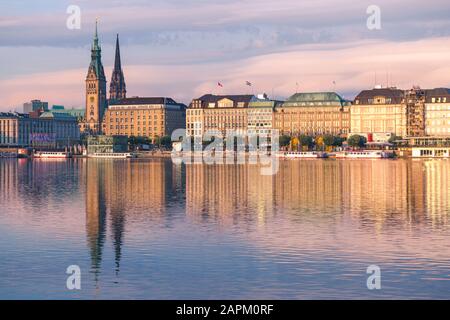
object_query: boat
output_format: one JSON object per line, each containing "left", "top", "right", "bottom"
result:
{"left": 33, "top": 151, "right": 71, "bottom": 159}
{"left": 335, "top": 150, "right": 393, "bottom": 159}
{"left": 89, "top": 152, "right": 135, "bottom": 159}
{"left": 282, "top": 151, "right": 328, "bottom": 159}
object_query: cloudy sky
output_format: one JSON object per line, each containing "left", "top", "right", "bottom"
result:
{"left": 1, "top": 0, "right": 450, "bottom": 111}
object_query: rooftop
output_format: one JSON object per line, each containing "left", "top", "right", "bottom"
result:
{"left": 39, "top": 112, "right": 78, "bottom": 120}
{"left": 283, "top": 92, "right": 349, "bottom": 107}
{"left": 0, "top": 112, "right": 28, "bottom": 118}
{"left": 109, "top": 97, "right": 181, "bottom": 106}
{"left": 191, "top": 94, "right": 255, "bottom": 109}
{"left": 354, "top": 87, "right": 405, "bottom": 105}
{"left": 197, "top": 94, "right": 254, "bottom": 103}
{"left": 425, "top": 88, "right": 450, "bottom": 103}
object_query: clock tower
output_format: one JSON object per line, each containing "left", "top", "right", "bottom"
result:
{"left": 85, "top": 21, "right": 107, "bottom": 134}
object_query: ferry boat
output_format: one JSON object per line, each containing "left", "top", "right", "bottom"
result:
{"left": 89, "top": 152, "right": 135, "bottom": 159}
{"left": 335, "top": 150, "right": 393, "bottom": 159}
{"left": 282, "top": 151, "right": 328, "bottom": 159}
{"left": 33, "top": 151, "right": 71, "bottom": 159}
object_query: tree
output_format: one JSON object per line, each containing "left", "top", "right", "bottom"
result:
{"left": 290, "top": 137, "right": 299, "bottom": 150}
{"left": 129, "top": 136, "right": 150, "bottom": 146}
{"left": 298, "top": 135, "right": 313, "bottom": 149}
{"left": 279, "top": 135, "right": 291, "bottom": 148}
{"left": 323, "top": 134, "right": 335, "bottom": 147}
{"left": 315, "top": 136, "right": 324, "bottom": 149}
{"left": 160, "top": 135, "right": 172, "bottom": 149}
{"left": 347, "top": 134, "right": 367, "bottom": 148}
{"left": 128, "top": 136, "right": 136, "bottom": 144}
{"left": 333, "top": 136, "right": 345, "bottom": 147}
{"left": 388, "top": 135, "right": 402, "bottom": 145}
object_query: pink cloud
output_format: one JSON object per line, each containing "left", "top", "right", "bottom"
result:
{"left": 1, "top": 36, "right": 450, "bottom": 110}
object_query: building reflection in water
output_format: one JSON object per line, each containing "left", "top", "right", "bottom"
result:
{"left": 184, "top": 160, "right": 449, "bottom": 229}
{"left": 84, "top": 159, "right": 178, "bottom": 279}
{"left": 85, "top": 160, "right": 107, "bottom": 281}
{"left": 185, "top": 163, "right": 276, "bottom": 226}
{"left": 1, "top": 158, "right": 446, "bottom": 233}
{"left": 2, "top": 158, "right": 447, "bottom": 284}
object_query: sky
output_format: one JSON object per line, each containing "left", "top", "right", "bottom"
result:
{"left": 1, "top": 0, "right": 450, "bottom": 111}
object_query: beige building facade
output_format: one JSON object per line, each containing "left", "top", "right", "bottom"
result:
{"left": 103, "top": 97, "right": 186, "bottom": 140}
{"left": 274, "top": 92, "right": 351, "bottom": 137}
{"left": 351, "top": 87, "right": 407, "bottom": 141}
{"left": 186, "top": 94, "right": 253, "bottom": 137}
{"left": 425, "top": 88, "right": 450, "bottom": 137}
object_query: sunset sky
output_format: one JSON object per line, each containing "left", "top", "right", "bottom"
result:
{"left": 1, "top": 0, "right": 450, "bottom": 111}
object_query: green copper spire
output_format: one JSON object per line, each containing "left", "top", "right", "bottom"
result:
{"left": 88, "top": 19, "right": 105, "bottom": 80}
{"left": 92, "top": 19, "right": 100, "bottom": 52}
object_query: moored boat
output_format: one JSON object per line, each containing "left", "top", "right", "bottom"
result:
{"left": 89, "top": 152, "right": 135, "bottom": 159}
{"left": 282, "top": 151, "right": 328, "bottom": 159}
{"left": 335, "top": 150, "right": 394, "bottom": 159}
{"left": 33, "top": 151, "right": 71, "bottom": 159}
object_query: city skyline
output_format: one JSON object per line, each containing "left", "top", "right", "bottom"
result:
{"left": 1, "top": 0, "right": 450, "bottom": 111}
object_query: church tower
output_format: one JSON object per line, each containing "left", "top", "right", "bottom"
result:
{"left": 109, "top": 34, "right": 127, "bottom": 101}
{"left": 85, "top": 20, "right": 107, "bottom": 134}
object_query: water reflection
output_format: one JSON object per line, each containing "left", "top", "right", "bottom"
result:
{"left": 0, "top": 158, "right": 449, "bottom": 299}
{"left": 184, "top": 160, "right": 449, "bottom": 228}
{"left": 84, "top": 160, "right": 181, "bottom": 278}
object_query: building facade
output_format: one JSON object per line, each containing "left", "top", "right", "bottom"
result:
{"left": 186, "top": 94, "right": 253, "bottom": 137}
{"left": 424, "top": 88, "right": 450, "bottom": 137}
{"left": 274, "top": 92, "right": 351, "bottom": 137}
{"left": 247, "top": 94, "right": 281, "bottom": 136}
{"left": 84, "top": 21, "right": 107, "bottom": 134}
{"left": 23, "top": 100, "right": 49, "bottom": 114}
{"left": 351, "top": 87, "right": 407, "bottom": 142}
{"left": 0, "top": 112, "right": 80, "bottom": 148}
{"left": 103, "top": 97, "right": 186, "bottom": 140}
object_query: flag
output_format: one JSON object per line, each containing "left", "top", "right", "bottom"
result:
{"left": 246, "top": 81, "right": 252, "bottom": 86}
{"left": 218, "top": 82, "right": 223, "bottom": 87}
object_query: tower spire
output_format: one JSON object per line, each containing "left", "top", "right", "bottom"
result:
{"left": 114, "top": 34, "right": 122, "bottom": 70}
{"left": 92, "top": 19, "right": 100, "bottom": 52}
{"left": 110, "top": 33, "right": 127, "bottom": 101}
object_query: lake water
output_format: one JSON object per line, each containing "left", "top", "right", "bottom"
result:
{"left": 0, "top": 158, "right": 449, "bottom": 299}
